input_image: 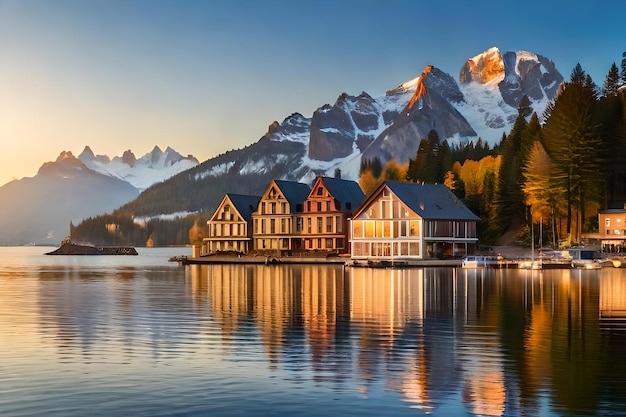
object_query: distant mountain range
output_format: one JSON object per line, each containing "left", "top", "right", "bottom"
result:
{"left": 78, "top": 145, "right": 199, "bottom": 190}
{"left": 0, "top": 146, "right": 198, "bottom": 245}
{"left": 2, "top": 46, "right": 565, "bottom": 245}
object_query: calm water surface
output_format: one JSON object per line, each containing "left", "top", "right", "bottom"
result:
{"left": 1, "top": 247, "right": 626, "bottom": 416}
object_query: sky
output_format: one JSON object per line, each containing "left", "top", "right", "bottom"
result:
{"left": 1, "top": 0, "right": 624, "bottom": 186}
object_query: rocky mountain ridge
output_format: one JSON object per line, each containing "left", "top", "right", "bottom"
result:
{"left": 0, "top": 146, "right": 198, "bottom": 245}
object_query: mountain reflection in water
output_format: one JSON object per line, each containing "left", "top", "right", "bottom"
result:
{"left": 1, "top": 251, "right": 626, "bottom": 416}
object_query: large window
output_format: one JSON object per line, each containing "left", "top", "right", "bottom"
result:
{"left": 326, "top": 217, "right": 333, "bottom": 233}
{"left": 353, "top": 221, "right": 363, "bottom": 238}
{"left": 410, "top": 220, "right": 420, "bottom": 236}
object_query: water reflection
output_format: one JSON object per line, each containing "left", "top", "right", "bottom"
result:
{"left": 36, "top": 266, "right": 199, "bottom": 363}
{"left": 2, "top": 262, "right": 624, "bottom": 416}
{"left": 186, "top": 265, "right": 626, "bottom": 416}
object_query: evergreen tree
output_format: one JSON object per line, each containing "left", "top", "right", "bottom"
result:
{"left": 621, "top": 52, "right": 626, "bottom": 87}
{"left": 585, "top": 74, "right": 597, "bottom": 93}
{"left": 541, "top": 81, "right": 602, "bottom": 241}
{"left": 496, "top": 102, "right": 528, "bottom": 231}
{"left": 520, "top": 113, "right": 542, "bottom": 163}
{"left": 406, "top": 130, "right": 442, "bottom": 183}
{"left": 518, "top": 95, "right": 533, "bottom": 118}
{"left": 570, "top": 63, "right": 586, "bottom": 85}
{"left": 602, "top": 63, "right": 620, "bottom": 96}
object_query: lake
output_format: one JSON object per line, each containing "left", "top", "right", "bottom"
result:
{"left": 1, "top": 246, "right": 625, "bottom": 416}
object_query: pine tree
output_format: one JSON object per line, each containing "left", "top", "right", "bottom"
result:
{"left": 602, "top": 63, "right": 620, "bottom": 96}
{"left": 406, "top": 130, "right": 442, "bottom": 183}
{"left": 541, "top": 82, "right": 602, "bottom": 241}
{"left": 621, "top": 52, "right": 626, "bottom": 87}
{"left": 496, "top": 103, "right": 528, "bottom": 231}
{"left": 570, "top": 63, "right": 586, "bottom": 85}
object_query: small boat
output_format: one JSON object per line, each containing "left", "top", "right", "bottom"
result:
{"left": 462, "top": 255, "right": 503, "bottom": 269}
{"left": 567, "top": 247, "right": 603, "bottom": 269}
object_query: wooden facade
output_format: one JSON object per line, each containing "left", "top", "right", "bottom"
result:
{"left": 251, "top": 179, "right": 311, "bottom": 253}
{"left": 299, "top": 177, "right": 365, "bottom": 253}
{"left": 350, "top": 181, "right": 479, "bottom": 260}
{"left": 203, "top": 194, "right": 260, "bottom": 255}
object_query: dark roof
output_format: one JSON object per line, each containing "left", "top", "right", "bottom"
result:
{"left": 226, "top": 194, "right": 261, "bottom": 222}
{"left": 273, "top": 180, "right": 311, "bottom": 207}
{"left": 318, "top": 177, "right": 365, "bottom": 211}
{"left": 384, "top": 181, "right": 480, "bottom": 220}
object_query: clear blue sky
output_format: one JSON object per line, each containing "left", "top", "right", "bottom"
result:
{"left": 1, "top": 0, "right": 624, "bottom": 186}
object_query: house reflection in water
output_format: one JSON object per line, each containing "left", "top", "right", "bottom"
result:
{"left": 184, "top": 265, "right": 624, "bottom": 416}
{"left": 600, "top": 268, "right": 626, "bottom": 328}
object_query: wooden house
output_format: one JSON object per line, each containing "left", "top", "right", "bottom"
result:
{"left": 251, "top": 179, "right": 311, "bottom": 254}
{"left": 299, "top": 176, "right": 365, "bottom": 253}
{"left": 203, "top": 194, "right": 261, "bottom": 255}
{"left": 350, "top": 181, "right": 479, "bottom": 260}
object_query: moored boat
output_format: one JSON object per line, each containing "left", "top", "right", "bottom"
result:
{"left": 462, "top": 255, "right": 503, "bottom": 268}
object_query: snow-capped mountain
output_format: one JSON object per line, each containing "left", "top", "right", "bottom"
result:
{"left": 79, "top": 145, "right": 199, "bottom": 190}
{"left": 189, "top": 46, "right": 563, "bottom": 185}
{"left": 72, "top": 46, "right": 565, "bottom": 243}
{"left": 0, "top": 151, "right": 139, "bottom": 245}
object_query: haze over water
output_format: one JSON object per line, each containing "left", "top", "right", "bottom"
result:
{"left": 1, "top": 247, "right": 625, "bottom": 416}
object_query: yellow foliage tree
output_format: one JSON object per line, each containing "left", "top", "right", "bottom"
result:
{"left": 188, "top": 220, "right": 204, "bottom": 246}
{"left": 382, "top": 160, "right": 409, "bottom": 182}
{"left": 358, "top": 169, "right": 381, "bottom": 196}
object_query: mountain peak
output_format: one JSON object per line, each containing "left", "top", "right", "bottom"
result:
{"left": 80, "top": 146, "right": 96, "bottom": 160}
{"left": 460, "top": 47, "right": 504, "bottom": 84}
{"left": 121, "top": 149, "right": 136, "bottom": 167}
{"left": 37, "top": 150, "right": 89, "bottom": 178}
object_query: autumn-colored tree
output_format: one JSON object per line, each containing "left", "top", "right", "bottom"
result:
{"left": 358, "top": 169, "right": 382, "bottom": 196}
{"left": 382, "top": 159, "right": 409, "bottom": 182}
{"left": 188, "top": 220, "right": 205, "bottom": 246}
{"left": 522, "top": 141, "right": 566, "bottom": 245}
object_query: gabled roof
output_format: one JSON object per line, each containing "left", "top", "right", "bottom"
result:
{"left": 226, "top": 194, "right": 261, "bottom": 222}
{"left": 316, "top": 177, "right": 365, "bottom": 211}
{"left": 272, "top": 180, "right": 311, "bottom": 207}
{"left": 354, "top": 181, "right": 480, "bottom": 221}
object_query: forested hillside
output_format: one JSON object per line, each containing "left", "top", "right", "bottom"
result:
{"left": 72, "top": 55, "right": 626, "bottom": 247}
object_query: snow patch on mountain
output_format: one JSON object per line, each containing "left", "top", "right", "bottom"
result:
{"left": 79, "top": 145, "right": 199, "bottom": 190}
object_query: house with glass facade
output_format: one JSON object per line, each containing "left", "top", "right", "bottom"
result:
{"left": 350, "top": 181, "right": 479, "bottom": 260}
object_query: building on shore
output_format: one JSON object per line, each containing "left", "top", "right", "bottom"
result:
{"left": 299, "top": 176, "right": 365, "bottom": 253}
{"left": 597, "top": 203, "right": 626, "bottom": 253}
{"left": 349, "top": 181, "right": 479, "bottom": 260}
{"left": 203, "top": 194, "right": 261, "bottom": 255}
{"left": 251, "top": 179, "right": 311, "bottom": 253}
